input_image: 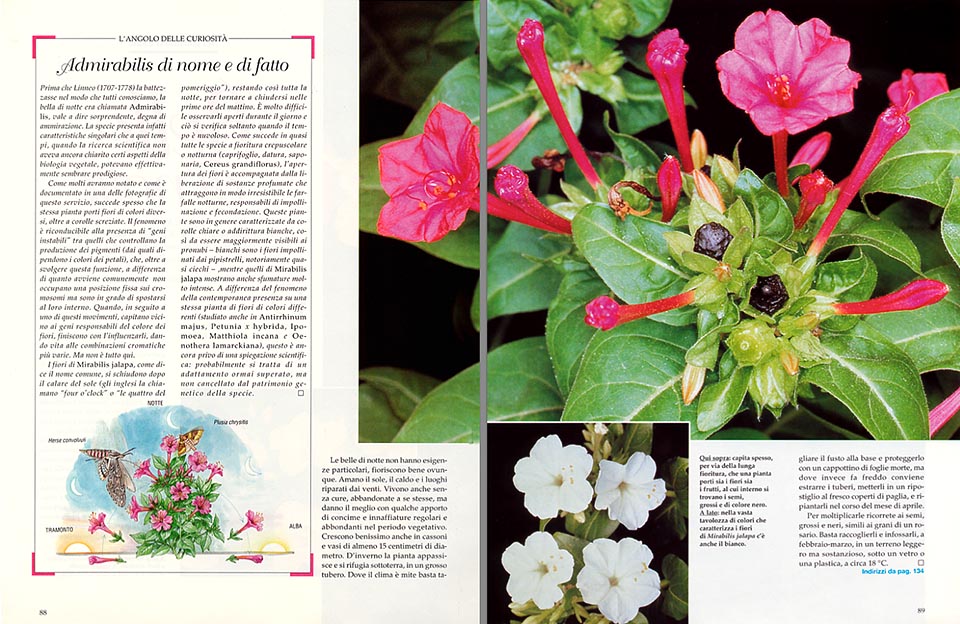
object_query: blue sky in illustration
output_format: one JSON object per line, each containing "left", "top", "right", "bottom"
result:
{"left": 65, "top": 405, "right": 261, "bottom": 518}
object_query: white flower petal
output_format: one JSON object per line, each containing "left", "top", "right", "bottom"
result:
{"left": 577, "top": 538, "right": 661, "bottom": 624}
{"left": 502, "top": 532, "right": 573, "bottom": 609}
{"left": 624, "top": 451, "right": 658, "bottom": 483}
{"left": 513, "top": 435, "right": 593, "bottom": 518}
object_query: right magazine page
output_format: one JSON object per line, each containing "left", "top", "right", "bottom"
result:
{"left": 481, "top": 0, "right": 960, "bottom": 622}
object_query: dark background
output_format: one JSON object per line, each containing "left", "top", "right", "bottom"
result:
{"left": 488, "top": 422, "right": 689, "bottom": 623}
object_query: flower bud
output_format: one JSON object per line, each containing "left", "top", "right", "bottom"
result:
{"left": 693, "top": 169, "right": 725, "bottom": 212}
{"left": 780, "top": 348, "right": 799, "bottom": 376}
{"left": 748, "top": 354, "right": 797, "bottom": 413}
{"left": 647, "top": 29, "right": 693, "bottom": 172}
{"left": 682, "top": 364, "right": 707, "bottom": 405}
{"left": 727, "top": 320, "right": 778, "bottom": 366}
{"left": 713, "top": 155, "right": 739, "bottom": 190}
{"left": 795, "top": 170, "right": 834, "bottom": 229}
{"left": 789, "top": 131, "right": 832, "bottom": 169}
{"left": 691, "top": 129, "right": 708, "bottom": 170}
{"left": 657, "top": 155, "right": 682, "bottom": 222}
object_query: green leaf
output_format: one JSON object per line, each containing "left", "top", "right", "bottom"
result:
{"left": 359, "top": 138, "right": 391, "bottom": 234}
{"left": 563, "top": 319, "right": 696, "bottom": 421}
{"left": 697, "top": 366, "right": 750, "bottom": 432}
{"left": 667, "top": 457, "right": 689, "bottom": 517}
{"left": 359, "top": 367, "right": 441, "bottom": 421}
{"left": 820, "top": 211, "right": 921, "bottom": 273}
{"left": 604, "top": 110, "right": 661, "bottom": 172}
{"left": 484, "top": 0, "right": 572, "bottom": 71}
{"left": 625, "top": 0, "right": 672, "bottom": 37}
{"left": 473, "top": 223, "right": 570, "bottom": 326}
{"left": 545, "top": 266, "right": 608, "bottom": 396}
{"left": 865, "top": 265, "right": 960, "bottom": 373}
{"left": 942, "top": 177, "right": 960, "bottom": 270}
{"left": 708, "top": 428, "right": 770, "bottom": 440}
{"left": 863, "top": 90, "right": 960, "bottom": 206}
{"left": 405, "top": 57, "right": 480, "bottom": 134}
{"left": 396, "top": 338, "right": 562, "bottom": 442}
{"left": 552, "top": 531, "right": 590, "bottom": 574}
{"left": 617, "top": 423, "right": 654, "bottom": 458}
{"left": 660, "top": 554, "right": 689, "bottom": 620}
{"left": 487, "top": 68, "right": 582, "bottom": 169}
{"left": 488, "top": 337, "right": 565, "bottom": 422}
{"left": 801, "top": 325, "right": 928, "bottom": 439}
{"left": 430, "top": 2, "right": 477, "bottom": 45}
{"left": 815, "top": 249, "right": 878, "bottom": 332}
{"left": 572, "top": 203, "right": 691, "bottom": 322}
{"left": 733, "top": 169, "right": 793, "bottom": 242}
{"left": 359, "top": 383, "right": 405, "bottom": 439}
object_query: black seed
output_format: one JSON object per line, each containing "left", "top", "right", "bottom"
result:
{"left": 693, "top": 222, "right": 733, "bottom": 261}
{"left": 750, "top": 274, "right": 789, "bottom": 315}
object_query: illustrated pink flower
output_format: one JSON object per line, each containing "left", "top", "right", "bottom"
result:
{"left": 133, "top": 458, "right": 156, "bottom": 481}
{"left": 227, "top": 554, "right": 264, "bottom": 564}
{"left": 493, "top": 166, "right": 572, "bottom": 235}
{"left": 930, "top": 386, "right": 960, "bottom": 436}
{"left": 377, "top": 102, "right": 480, "bottom": 243}
{"left": 231, "top": 509, "right": 265, "bottom": 540}
{"left": 88, "top": 556, "right": 125, "bottom": 565}
{"left": 717, "top": 10, "right": 860, "bottom": 196}
{"left": 192, "top": 496, "right": 212, "bottom": 515}
{"left": 888, "top": 70, "right": 948, "bottom": 111}
{"left": 207, "top": 461, "right": 224, "bottom": 481}
{"left": 187, "top": 451, "right": 208, "bottom": 473}
{"left": 808, "top": 105, "right": 910, "bottom": 257}
{"left": 789, "top": 131, "right": 831, "bottom": 170}
{"left": 487, "top": 111, "right": 542, "bottom": 168}
{"left": 128, "top": 496, "right": 148, "bottom": 521}
{"left": 657, "top": 156, "right": 682, "bottom": 222}
{"left": 517, "top": 19, "right": 601, "bottom": 188}
{"left": 88, "top": 512, "right": 114, "bottom": 536}
{"left": 794, "top": 170, "right": 833, "bottom": 229}
{"left": 160, "top": 435, "right": 177, "bottom": 457}
{"left": 170, "top": 481, "right": 192, "bottom": 502}
{"left": 151, "top": 510, "right": 173, "bottom": 531}
{"left": 831, "top": 280, "right": 948, "bottom": 316}
{"left": 647, "top": 30, "right": 694, "bottom": 172}
{"left": 584, "top": 292, "right": 696, "bottom": 331}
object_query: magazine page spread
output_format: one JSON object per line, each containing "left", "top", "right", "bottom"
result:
{"left": 4, "top": 0, "right": 960, "bottom": 623}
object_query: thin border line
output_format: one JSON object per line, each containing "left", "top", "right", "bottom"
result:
{"left": 478, "top": 1, "right": 489, "bottom": 621}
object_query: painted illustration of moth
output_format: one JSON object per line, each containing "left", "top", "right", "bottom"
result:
{"left": 80, "top": 448, "right": 136, "bottom": 507}
{"left": 176, "top": 427, "right": 204, "bottom": 455}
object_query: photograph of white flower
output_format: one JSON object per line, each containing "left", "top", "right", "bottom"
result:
{"left": 489, "top": 422, "right": 689, "bottom": 623}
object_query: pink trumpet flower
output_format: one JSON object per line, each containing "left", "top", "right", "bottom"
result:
{"left": 493, "top": 166, "right": 572, "bottom": 235}
{"left": 807, "top": 105, "right": 910, "bottom": 257}
{"left": 831, "top": 280, "right": 948, "bottom": 316}
{"left": 585, "top": 291, "right": 696, "bottom": 331}
{"left": 888, "top": 70, "right": 948, "bottom": 111}
{"left": 88, "top": 556, "right": 125, "bottom": 565}
{"left": 517, "top": 19, "right": 601, "bottom": 188}
{"left": 647, "top": 30, "right": 694, "bottom": 172}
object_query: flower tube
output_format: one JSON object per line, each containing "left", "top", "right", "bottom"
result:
{"left": 584, "top": 291, "right": 695, "bottom": 330}
{"left": 487, "top": 111, "right": 542, "bottom": 169}
{"left": 494, "top": 166, "right": 572, "bottom": 234}
{"left": 930, "top": 386, "right": 960, "bottom": 436}
{"left": 647, "top": 30, "right": 694, "bottom": 172}
{"left": 807, "top": 105, "right": 910, "bottom": 257}
{"left": 831, "top": 279, "right": 948, "bottom": 315}
{"left": 517, "top": 19, "right": 601, "bottom": 188}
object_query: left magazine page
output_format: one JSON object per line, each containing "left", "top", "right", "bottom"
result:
{"left": 2, "top": 1, "right": 479, "bottom": 621}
